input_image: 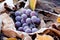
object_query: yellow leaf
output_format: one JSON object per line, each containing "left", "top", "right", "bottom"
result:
{"left": 57, "top": 17, "right": 60, "bottom": 23}
{"left": 7, "top": 38, "right": 17, "bottom": 40}
{"left": 30, "top": 0, "right": 37, "bottom": 10}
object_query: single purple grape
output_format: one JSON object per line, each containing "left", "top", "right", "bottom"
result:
{"left": 26, "top": 18, "right": 31, "bottom": 24}
{"left": 32, "top": 28, "right": 38, "bottom": 32}
{"left": 31, "top": 16, "right": 37, "bottom": 23}
{"left": 25, "top": 28, "right": 32, "bottom": 33}
{"left": 15, "top": 21, "right": 21, "bottom": 27}
{"left": 15, "top": 11, "right": 21, "bottom": 16}
{"left": 23, "top": 26, "right": 29, "bottom": 31}
{"left": 26, "top": 9, "right": 31, "bottom": 16}
{"left": 22, "top": 23, "right": 28, "bottom": 27}
{"left": 35, "top": 18, "right": 41, "bottom": 24}
{"left": 21, "top": 8, "right": 26, "bottom": 14}
{"left": 15, "top": 16, "right": 21, "bottom": 21}
{"left": 21, "top": 19, "right": 26, "bottom": 24}
{"left": 21, "top": 14, "right": 27, "bottom": 20}
{"left": 30, "top": 11, "right": 38, "bottom": 16}
{"left": 18, "top": 27, "right": 23, "bottom": 31}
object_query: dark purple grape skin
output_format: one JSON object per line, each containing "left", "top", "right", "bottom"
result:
{"left": 15, "top": 11, "right": 21, "bottom": 16}
{"left": 25, "top": 28, "right": 32, "bottom": 33}
{"left": 21, "top": 14, "right": 27, "bottom": 20}
{"left": 21, "top": 19, "right": 26, "bottom": 24}
{"left": 18, "top": 27, "right": 23, "bottom": 31}
{"left": 23, "top": 26, "right": 29, "bottom": 31}
{"left": 15, "top": 21, "right": 21, "bottom": 28}
{"left": 26, "top": 18, "right": 31, "bottom": 24}
{"left": 22, "top": 23, "right": 28, "bottom": 27}
{"left": 30, "top": 11, "right": 38, "bottom": 17}
{"left": 25, "top": 9, "right": 31, "bottom": 16}
{"left": 36, "top": 18, "right": 40, "bottom": 23}
{"left": 31, "top": 16, "right": 37, "bottom": 23}
{"left": 32, "top": 28, "right": 38, "bottom": 33}
{"left": 15, "top": 16, "right": 21, "bottom": 21}
{"left": 34, "top": 18, "right": 41, "bottom": 25}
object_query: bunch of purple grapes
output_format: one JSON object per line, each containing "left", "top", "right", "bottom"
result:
{"left": 15, "top": 8, "right": 41, "bottom": 33}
